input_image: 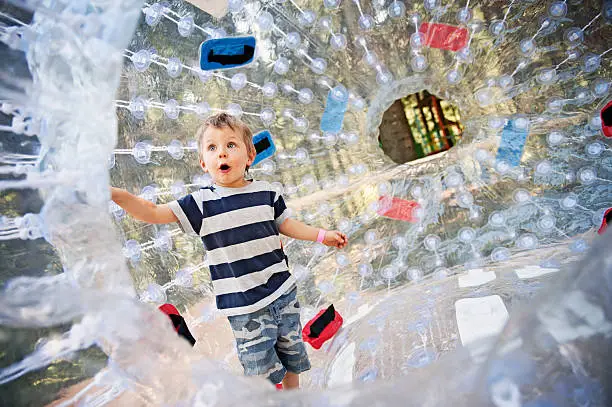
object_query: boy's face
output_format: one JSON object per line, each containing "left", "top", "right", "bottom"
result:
{"left": 199, "top": 126, "right": 255, "bottom": 188}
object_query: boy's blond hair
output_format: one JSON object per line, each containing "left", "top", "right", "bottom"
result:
{"left": 196, "top": 113, "right": 256, "bottom": 164}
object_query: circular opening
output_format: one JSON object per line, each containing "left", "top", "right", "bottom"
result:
{"left": 378, "top": 90, "right": 463, "bottom": 164}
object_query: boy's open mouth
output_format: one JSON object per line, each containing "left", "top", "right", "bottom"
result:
{"left": 219, "top": 164, "right": 231, "bottom": 172}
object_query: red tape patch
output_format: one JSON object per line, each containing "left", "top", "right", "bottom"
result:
{"left": 419, "top": 22, "right": 469, "bottom": 52}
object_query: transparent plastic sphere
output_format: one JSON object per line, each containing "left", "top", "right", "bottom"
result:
{"left": 424, "top": 234, "right": 441, "bottom": 251}
{"left": 174, "top": 269, "right": 193, "bottom": 288}
{"left": 167, "top": 140, "right": 184, "bottom": 160}
{"left": 407, "top": 268, "right": 423, "bottom": 281}
{"left": 294, "top": 117, "right": 309, "bottom": 132}
{"left": 570, "top": 238, "right": 589, "bottom": 253}
{"left": 226, "top": 103, "right": 243, "bottom": 118}
{"left": 343, "top": 131, "right": 360, "bottom": 145}
{"left": 456, "top": 191, "right": 474, "bottom": 208}
{"left": 163, "top": 99, "right": 180, "bottom": 119}
{"left": 350, "top": 95, "right": 367, "bottom": 111}
{"left": 198, "top": 69, "right": 213, "bottom": 83}
{"left": 495, "top": 160, "right": 510, "bottom": 174}
{"left": 574, "top": 87, "right": 595, "bottom": 105}
{"left": 512, "top": 188, "right": 531, "bottom": 204}
{"left": 547, "top": 130, "right": 565, "bottom": 146}
{"left": 457, "top": 227, "right": 476, "bottom": 243}
{"left": 324, "top": 0, "right": 341, "bottom": 8}
{"left": 445, "top": 172, "right": 463, "bottom": 188}
{"left": 364, "top": 229, "right": 379, "bottom": 245}
{"left": 474, "top": 87, "right": 495, "bottom": 107}
{"left": 358, "top": 14, "right": 375, "bottom": 31}
{"left": 230, "top": 72, "right": 247, "bottom": 90}
{"left": 410, "top": 32, "right": 426, "bottom": 50}
{"left": 381, "top": 265, "right": 399, "bottom": 280}
{"left": 257, "top": 11, "right": 274, "bottom": 31}
{"left": 337, "top": 218, "right": 352, "bottom": 233}
{"left": 295, "top": 148, "right": 310, "bottom": 163}
{"left": 144, "top": 3, "right": 163, "bottom": 26}
{"left": 456, "top": 8, "right": 472, "bottom": 24}
{"left": 535, "top": 160, "right": 553, "bottom": 176}
{"left": 548, "top": 1, "right": 567, "bottom": 17}
{"left": 536, "top": 68, "right": 557, "bottom": 85}
{"left": 177, "top": 15, "right": 194, "bottom": 37}
{"left": 577, "top": 167, "right": 596, "bottom": 184}
{"left": 376, "top": 67, "right": 393, "bottom": 85}
{"left": 358, "top": 262, "right": 374, "bottom": 277}
{"left": 546, "top": 97, "right": 565, "bottom": 114}
{"left": 564, "top": 27, "right": 584, "bottom": 46}
{"left": 489, "top": 20, "right": 505, "bottom": 36}
{"left": 311, "top": 58, "right": 327, "bottom": 74}
{"left": 132, "top": 49, "right": 152, "bottom": 72}
{"left": 516, "top": 233, "right": 538, "bottom": 250}
{"left": 388, "top": 1, "right": 406, "bottom": 18}
{"left": 129, "top": 96, "right": 147, "bottom": 120}
{"left": 497, "top": 75, "right": 514, "bottom": 89}
{"left": 140, "top": 283, "right": 166, "bottom": 304}
{"left": 392, "top": 235, "right": 408, "bottom": 249}
{"left": 560, "top": 193, "right": 578, "bottom": 210}
{"left": 411, "top": 54, "right": 428, "bottom": 72}
{"left": 488, "top": 211, "right": 506, "bottom": 227}
{"left": 132, "top": 141, "right": 152, "bottom": 164}
{"left": 336, "top": 252, "right": 351, "bottom": 268}
{"left": 330, "top": 33, "right": 347, "bottom": 50}
{"left": 285, "top": 32, "right": 301, "bottom": 49}
{"left": 262, "top": 82, "right": 278, "bottom": 98}
{"left": 298, "top": 10, "right": 317, "bottom": 27}
{"left": 331, "top": 84, "right": 349, "bottom": 102}
{"left": 537, "top": 215, "right": 556, "bottom": 233}
{"left": 423, "top": 0, "right": 439, "bottom": 11}
{"left": 490, "top": 247, "right": 511, "bottom": 262}
{"left": 292, "top": 264, "right": 309, "bottom": 281}
{"left": 592, "top": 78, "right": 611, "bottom": 96}
{"left": 228, "top": 0, "right": 244, "bottom": 12}
{"left": 124, "top": 239, "right": 142, "bottom": 262}
{"left": 519, "top": 38, "right": 536, "bottom": 56}
{"left": 488, "top": 116, "right": 505, "bottom": 129}
{"left": 107, "top": 153, "right": 115, "bottom": 170}
{"left": 166, "top": 57, "right": 182, "bottom": 78}
{"left": 274, "top": 57, "right": 290, "bottom": 75}
{"left": 446, "top": 69, "right": 462, "bottom": 84}
{"left": 260, "top": 159, "right": 277, "bottom": 175}
{"left": 585, "top": 141, "right": 604, "bottom": 157}
{"left": 260, "top": 107, "right": 276, "bottom": 126}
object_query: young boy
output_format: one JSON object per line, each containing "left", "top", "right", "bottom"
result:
{"left": 111, "top": 113, "right": 348, "bottom": 389}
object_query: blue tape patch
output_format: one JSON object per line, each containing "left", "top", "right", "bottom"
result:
{"left": 496, "top": 119, "right": 529, "bottom": 167}
{"left": 252, "top": 130, "right": 276, "bottom": 166}
{"left": 320, "top": 91, "right": 347, "bottom": 134}
{"left": 200, "top": 36, "right": 256, "bottom": 71}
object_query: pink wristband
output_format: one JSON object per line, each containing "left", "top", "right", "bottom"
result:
{"left": 316, "top": 229, "right": 326, "bottom": 243}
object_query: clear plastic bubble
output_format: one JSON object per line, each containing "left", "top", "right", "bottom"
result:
{"left": 274, "top": 57, "right": 290, "bottom": 75}
{"left": 132, "top": 141, "right": 152, "bottom": 164}
{"left": 170, "top": 181, "right": 186, "bottom": 199}
{"left": 129, "top": 96, "right": 147, "bottom": 120}
{"left": 582, "top": 53, "right": 601, "bottom": 73}
{"left": 456, "top": 191, "right": 474, "bottom": 208}
{"left": 358, "top": 14, "right": 375, "bottom": 31}
{"left": 535, "top": 160, "right": 553, "bottom": 176}
{"left": 324, "top": 0, "right": 341, "bottom": 9}
{"left": 285, "top": 32, "right": 301, "bottom": 49}
{"left": 381, "top": 265, "right": 399, "bottom": 280}
{"left": 536, "top": 68, "right": 557, "bottom": 85}
{"left": 123, "top": 239, "right": 141, "bottom": 261}
{"left": 230, "top": 72, "right": 247, "bottom": 90}
{"left": 458, "top": 227, "right": 475, "bottom": 242}
{"left": 577, "top": 166, "right": 596, "bottom": 184}
{"left": 490, "top": 247, "right": 511, "bottom": 262}
{"left": 144, "top": 3, "right": 163, "bottom": 26}
{"left": 519, "top": 38, "right": 536, "bottom": 56}
{"left": 488, "top": 211, "right": 506, "bottom": 227}
{"left": 547, "top": 130, "right": 565, "bottom": 146}
{"left": 257, "top": 11, "right": 274, "bottom": 31}
{"left": 516, "top": 233, "right": 538, "bottom": 250}
{"left": 228, "top": 0, "right": 244, "bottom": 12}
{"left": 330, "top": 33, "right": 348, "bottom": 50}
{"left": 585, "top": 141, "right": 604, "bottom": 157}
{"left": 262, "top": 82, "right": 278, "bottom": 98}
{"left": 410, "top": 32, "right": 426, "bottom": 50}
{"left": 310, "top": 58, "right": 327, "bottom": 74}
{"left": 166, "top": 57, "right": 182, "bottom": 78}
{"left": 446, "top": 69, "right": 462, "bottom": 84}
{"left": 489, "top": 20, "right": 506, "bottom": 36}
{"left": 548, "top": 1, "right": 567, "bottom": 18}
{"left": 140, "top": 283, "right": 166, "bottom": 304}
{"left": 537, "top": 215, "right": 556, "bottom": 233}
{"left": 564, "top": 27, "right": 584, "bottom": 46}
{"left": 177, "top": 15, "right": 194, "bottom": 37}
{"left": 456, "top": 8, "right": 472, "bottom": 24}
{"left": 411, "top": 54, "right": 428, "bottom": 72}
{"left": 364, "top": 229, "right": 379, "bottom": 245}
{"left": 388, "top": 1, "right": 406, "bottom": 18}
{"left": 298, "top": 10, "right": 317, "bottom": 27}
{"left": 227, "top": 103, "right": 243, "bottom": 118}
{"left": 132, "top": 49, "right": 152, "bottom": 72}
{"left": 376, "top": 67, "right": 393, "bottom": 85}
{"left": 163, "top": 99, "right": 180, "bottom": 119}
{"left": 392, "top": 235, "right": 408, "bottom": 249}
{"left": 358, "top": 262, "right": 374, "bottom": 277}
{"left": 424, "top": 234, "right": 441, "bottom": 251}
{"left": 260, "top": 107, "right": 276, "bottom": 125}
{"left": 423, "top": 0, "right": 439, "bottom": 11}
{"left": 167, "top": 140, "right": 184, "bottom": 160}
{"left": 592, "top": 78, "right": 611, "bottom": 96}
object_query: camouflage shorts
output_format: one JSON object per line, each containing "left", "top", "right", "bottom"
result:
{"left": 227, "top": 286, "right": 311, "bottom": 384}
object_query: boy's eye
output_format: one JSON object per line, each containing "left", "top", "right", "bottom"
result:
{"left": 208, "top": 145, "right": 216, "bottom": 151}
{"left": 228, "top": 142, "right": 236, "bottom": 148}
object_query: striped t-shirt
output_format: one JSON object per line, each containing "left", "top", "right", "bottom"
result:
{"left": 168, "top": 180, "right": 295, "bottom": 316}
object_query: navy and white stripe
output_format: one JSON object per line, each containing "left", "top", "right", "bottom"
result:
{"left": 168, "top": 180, "right": 294, "bottom": 316}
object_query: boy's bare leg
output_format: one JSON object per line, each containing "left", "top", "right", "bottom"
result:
{"left": 282, "top": 372, "right": 299, "bottom": 389}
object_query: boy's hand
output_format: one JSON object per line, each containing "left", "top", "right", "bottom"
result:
{"left": 323, "top": 230, "right": 348, "bottom": 249}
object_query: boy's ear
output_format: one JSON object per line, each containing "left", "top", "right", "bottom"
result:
{"left": 199, "top": 159, "right": 207, "bottom": 172}
{"left": 247, "top": 150, "right": 256, "bottom": 166}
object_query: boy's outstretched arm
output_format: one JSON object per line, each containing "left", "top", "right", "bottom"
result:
{"left": 279, "top": 218, "right": 348, "bottom": 249}
{"left": 111, "top": 187, "right": 178, "bottom": 224}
